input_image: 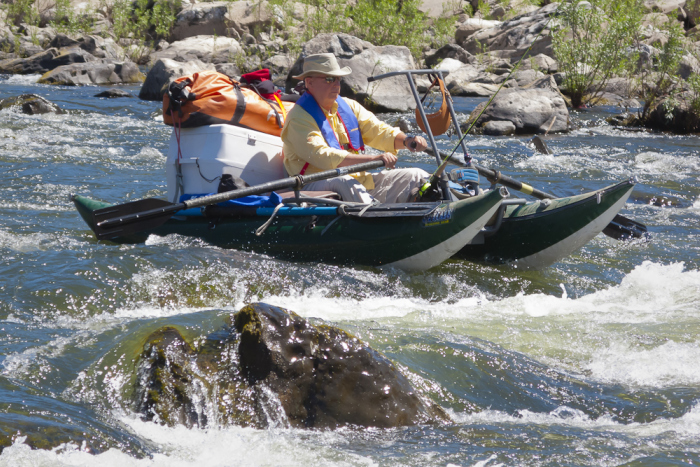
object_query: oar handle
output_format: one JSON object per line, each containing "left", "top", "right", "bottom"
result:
{"left": 425, "top": 148, "right": 556, "bottom": 200}
{"left": 97, "top": 160, "right": 385, "bottom": 228}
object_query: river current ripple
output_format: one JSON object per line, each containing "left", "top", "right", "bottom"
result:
{"left": 1, "top": 75, "right": 699, "bottom": 466}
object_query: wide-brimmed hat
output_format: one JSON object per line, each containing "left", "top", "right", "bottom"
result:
{"left": 292, "top": 53, "right": 352, "bottom": 80}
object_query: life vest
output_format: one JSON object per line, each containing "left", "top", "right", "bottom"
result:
{"left": 163, "top": 71, "right": 294, "bottom": 137}
{"left": 296, "top": 93, "right": 365, "bottom": 152}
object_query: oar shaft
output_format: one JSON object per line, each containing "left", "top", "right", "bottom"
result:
{"left": 98, "top": 160, "right": 385, "bottom": 229}
{"left": 426, "top": 148, "right": 556, "bottom": 200}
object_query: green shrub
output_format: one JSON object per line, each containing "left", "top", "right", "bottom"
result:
{"left": 5, "top": 0, "right": 39, "bottom": 28}
{"left": 50, "top": 0, "right": 95, "bottom": 36}
{"left": 635, "top": 18, "right": 686, "bottom": 121}
{"left": 269, "top": 0, "right": 453, "bottom": 62}
{"left": 551, "top": 0, "right": 643, "bottom": 108}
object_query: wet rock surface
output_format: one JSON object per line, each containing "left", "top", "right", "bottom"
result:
{"left": 135, "top": 303, "right": 446, "bottom": 429}
{"left": 0, "top": 94, "right": 64, "bottom": 114}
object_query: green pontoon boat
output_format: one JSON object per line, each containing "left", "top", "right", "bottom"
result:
{"left": 454, "top": 179, "right": 637, "bottom": 269}
{"left": 72, "top": 186, "right": 507, "bottom": 272}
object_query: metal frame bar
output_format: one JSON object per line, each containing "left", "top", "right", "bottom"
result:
{"left": 368, "top": 69, "right": 470, "bottom": 166}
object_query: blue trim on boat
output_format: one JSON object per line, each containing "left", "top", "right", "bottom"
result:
{"left": 174, "top": 206, "right": 339, "bottom": 217}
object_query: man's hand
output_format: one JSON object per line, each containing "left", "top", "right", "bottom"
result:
{"left": 377, "top": 152, "right": 397, "bottom": 169}
{"left": 405, "top": 135, "right": 428, "bottom": 152}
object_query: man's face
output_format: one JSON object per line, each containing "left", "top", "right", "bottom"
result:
{"left": 305, "top": 74, "right": 342, "bottom": 109}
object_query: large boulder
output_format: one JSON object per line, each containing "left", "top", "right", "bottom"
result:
{"left": 286, "top": 33, "right": 416, "bottom": 112}
{"left": 455, "top": 18, "right": 502, "bottom": 44}
{"left": 135, "top": 303, "right": 446, "bottom": 429}
{"left": 425, "top": 43, "right": 475, "bottom": 68}
{"left": 0, "top": 94, "right": 64, "bottom": 114}
{"left": 0, "top": 47, "right": 95, "bottom": 74}
{"left": 151, "top": 35, "right": 244, "bottom": 65}
{"left": 459, "top": 3, "right": 558, "bottom": 60}
{"left": 170, "top": 1, "right": 278, "bottom": 41}
{"left": 467, "top": 87, "right": 570, "bottom": 134}
{"left": 519, "top": 53, "right": 558, "bottom": 74}
{"left": 170, "top": 2, "right": 230, "bottom": 41}
{"left": 644, "top": 90, "right": 700, "bottom": 133}
{"left": 77, "top": 35, "right": 125, "bottom": 60}
{"left": 139, "top": 58, "right": 215, "bottom": 101}
{"left": 37, "top": 59, "right": 144, "bottom": 86}
{"left": 226, "top": 0, "right": 278, "bottom": 37}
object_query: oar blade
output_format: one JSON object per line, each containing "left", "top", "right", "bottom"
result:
{"left": 603, "top": 214, "right": 649, "bottom": 240}
{"left": 531, "top": 135, "right": 551, "bottom": 154}
{"left": 92, "top": 198, "right": 175, "bottom": 240}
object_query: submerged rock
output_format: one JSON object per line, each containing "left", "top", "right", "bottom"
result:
{"left": 94, "top": 88, "right": 134, "bottom": 98}
{"left": 135, "top": 303, "right": 446, "bottom": 429}
{"left": 0, "top": 94, "right": 64, "bottom": 114}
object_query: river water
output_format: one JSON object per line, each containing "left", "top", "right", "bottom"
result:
{"left": 0, "top": 75, "right": 699, "bottom": 466}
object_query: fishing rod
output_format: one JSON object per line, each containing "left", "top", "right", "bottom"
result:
{"left": 417, "top": 6, "right": 559, "bottom": 199}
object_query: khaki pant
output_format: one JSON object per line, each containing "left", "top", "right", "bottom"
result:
{"left": 302, "top": 168, "right": 429, "bottom": 204}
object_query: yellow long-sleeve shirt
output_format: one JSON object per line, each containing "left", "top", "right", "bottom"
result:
{"left": 280, "top": 97, "right": 401, "bottom": 190}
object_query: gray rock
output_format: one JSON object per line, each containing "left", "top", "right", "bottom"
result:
{"left": 37, "top": 59, "right": 144, "bottom": 86}
{"left": 424, "top": 44, "right": 474, "bottom": 68}
{"left": 215, "top": 63, "right": 242, "bottom": 80}
{"left": 455, "top": 18, "right": 502, "bottom": 44}
{"left": 460, "top": 3, "right": 557, "bottom": 59}
{"left": 286, "top": 33, "right": 416, "bottom": 113}
{"left": 135, "top": 303, "right": 448, "bottom": 429}
{"left": 78, "top": 35, "right": 125, "bottom": 60}
{"left": 514, "top": 68, "right": 545, "bottom": 86}
{"left": 226, "top": 0, "right": 278, "bottom": 37}
{"left": 679, "top": 53, "right": 700, "bottom": 79}
{"left": 469, "top": 88, "right": 569, "bottom": 134}
{"left": 0, "top": 94, "right": 64, "bottom": 114}
{"left": 94, "top": 88, "right": 134, "bottom": 98}
{"left": 170, "top": 2, "right": 230, "bottom": 41}
{"left": 642, "top": 0, "right": 685, "bottom": 14}
{"left": 589, "top": 92, "right": 642, "bottom": 108}
{"left": 449, "top": 81, "right": 500, "bottom": 97}
{"left": 139, "top": 58, "right": 214, "bottom": 101}
{"left": 0, "top": 47, "right": 95, "bottom": 75}
{"left": 261, "top": 53, "right": 295, "bottom": 77}
{"left": 49, "top": 33, "right": 79, "bottom": 49}
{"left": 645, "top": 90, "right": 700, "bottom": 133}
{"left": 483, "top": 120, "right": 516, "bottom": 135}
{"left": 519, "top": 53, "right": 558, "bottom": 74}
{"left": 151, "top": 35, "right": 244, "bottom": 65}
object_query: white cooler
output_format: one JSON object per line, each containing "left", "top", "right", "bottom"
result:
{"left": 166, "top": 124, "right": 286, "bottom": 202}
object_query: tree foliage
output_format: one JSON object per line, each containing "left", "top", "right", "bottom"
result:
{"left": 552, "top": 0, "right": 643, "bottom": 108}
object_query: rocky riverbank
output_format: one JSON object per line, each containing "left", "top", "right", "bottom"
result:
{"left": 1, "top": 0, "right": 699, "bottom": 133}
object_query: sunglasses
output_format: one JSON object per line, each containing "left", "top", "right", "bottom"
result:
{"left": 316, "top": 76, "right": 341, "bottom": 84}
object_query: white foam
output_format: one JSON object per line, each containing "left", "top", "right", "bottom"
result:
{"left": 586, "top": 340, "right": 700, "bottom": 386}
{"left": 1, "top": 74, "right": 41, "bottom": 84}
{"left": 0, "top": 418, "right": 378, "bottom": 467}
{"left": 633, "top": 151, "right": 700, "bottom": 175}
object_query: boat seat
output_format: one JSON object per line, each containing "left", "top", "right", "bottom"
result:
{"left": 277, "top": 190, "right": 341, "bottom": 200}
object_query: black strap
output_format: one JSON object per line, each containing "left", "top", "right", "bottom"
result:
{"left": 231, "top": 85, "right": 247, "bottom": 126}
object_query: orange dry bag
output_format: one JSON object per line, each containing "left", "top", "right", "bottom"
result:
{"left": 163, "top": 71, "right": 294, "bottom": 137}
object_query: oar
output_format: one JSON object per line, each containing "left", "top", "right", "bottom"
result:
{"left": 92, "top": 160, "right": 385, "bottom": 240}
{"left": 425, "top": 147, "right": 648, "bottom": 240}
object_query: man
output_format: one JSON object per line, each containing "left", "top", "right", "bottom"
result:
{"left": 281, "top": 53, "right": 429, "bottom": 204}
